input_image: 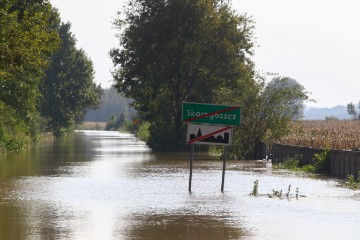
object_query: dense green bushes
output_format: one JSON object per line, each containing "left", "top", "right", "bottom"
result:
{"left": 0, "top": 103, "right": 30, "bottom": 152}
{"left": 274, "top": 148, "right": 330, "bottom": 174}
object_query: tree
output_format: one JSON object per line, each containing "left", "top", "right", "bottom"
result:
{"left": 264, "top": 77, "right": 305, "bottom": 120}
{"left": 111, "top": 0, "right": 255, "bottom": 150}
{"left": 347, "top": 102, "right": 360, "bottom": 120}
{"left": 0, "top": 0, "right": 60, "bottom": 150}
{"left": 215, "top": 76, "right": 310, "bottom": 159}
{"left": 40, "top": 23, "right": 102, "bottom": 136}
{"left": 0, "top": 0, "right": 60, "bottom": 116}
{"left": 105, "top": 113, "right": 126, "bottom": 130}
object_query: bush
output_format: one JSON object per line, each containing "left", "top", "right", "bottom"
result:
{"left": 105, "top": 113, "right": 126, "bottom": 131}
{"left": 312, "top": 148, "right": 330, "bottom": 174}
{"left": 137, "top": 121, "right": 150, "bottom": 142}
{"left": 274, "top": 148, "right": 330, "bottom": 174}
{"left": 345, "top": 174, "right": 359, "bottom": 190}
{"left": 0, "top": 103, "right": 31, "bottom": 152}
{"left": 274, "top": 155, "right": 301, "bottom": 171}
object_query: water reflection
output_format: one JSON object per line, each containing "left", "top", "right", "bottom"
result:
{"left": 123, "top": 214, "right": 247, "bottom": 240}
{"left": 1, "top": 130, "right": 360, "bottom": 239}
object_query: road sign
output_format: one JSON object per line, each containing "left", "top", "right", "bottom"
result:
{"left": 186, "top": 124, "right": 232, "bottom": 146}
{"left": 183, "top": 102, "right": 239, "bottom": 192}
{"left": 182, "top": 102, "right": 240, "bottom": 126}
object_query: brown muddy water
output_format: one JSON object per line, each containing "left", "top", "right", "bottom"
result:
{"left": 0, "top": 130, "right": 359, "bottom": 240}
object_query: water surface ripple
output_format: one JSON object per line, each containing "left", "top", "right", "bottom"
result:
{"left": 0, "top": 130, "right": 359, "bottom": 239}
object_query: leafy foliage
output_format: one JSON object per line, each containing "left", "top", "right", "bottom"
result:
{"left": 40, "top": 23, "right": 103, "bottom": 136}
{"left": 273, "top": 156, "right": 302, "bottom": 171}
{"left": 137, "top": 121, "right": 151, "bottom": 142}
{"left": 347, "top": 102, "right": 360, "bottom": 120}
{"left": 215, "top": 76, "right": 310, "bottom": 159}
{"left": 0, "top": 102, "right": 30, "bottom": 152}
{"left": 0, "top": 0, "right": 60, "bottom": 116}
{"left": 105, "top": 113, "right": 126, "bottom": 130}
{"left": 311, "top": 147, "right": 330, "bottom": 174}
{"left": 111, "top": 0, "right": 255, "bottom": 150}
{"left": 1, "top": 1, "right": 102, "bottom": 150}
{"left": 251, "top": 180, "right": 259, "bottom": 196}
{"left": 344, "top": 174, "right": 360, "bottom": 190}
{"left": 0, "top": 0, "right": 60, "bottom": 150}
{"left": 274, "top": 148, "right": 330, "bottom": 174}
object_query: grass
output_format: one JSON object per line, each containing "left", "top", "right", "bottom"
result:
{"left": 77, "top": 122, "right": 106, "bottom": 130}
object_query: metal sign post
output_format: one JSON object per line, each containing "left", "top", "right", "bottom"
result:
{"left": 221, "top": 146, "right": 228, "bottom": 192}
{"left": 189, "top": 144, "right": 194, "bottom": 192}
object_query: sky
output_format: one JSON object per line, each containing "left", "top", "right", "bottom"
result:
{"left": 50, "top": 0, "right": 360, "bottom": 108}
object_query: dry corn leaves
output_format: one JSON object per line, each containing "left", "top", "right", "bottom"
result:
{"left": 278, "top": 120, "right": 360, "bottom": 150}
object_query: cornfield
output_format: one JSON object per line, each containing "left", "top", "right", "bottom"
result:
{"left": 278, "top": 120, "right": 360, "bottom": 151}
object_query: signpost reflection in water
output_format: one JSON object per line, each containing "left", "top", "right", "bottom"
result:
{"left": 0, "top": 130, "right": 360, "bottom": 240}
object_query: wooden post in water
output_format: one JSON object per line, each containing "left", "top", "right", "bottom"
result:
{"left": 189, "top": 144, "right": 194, "bottom": 192}
{"left": 221, "top": 146, "right": 228, "bottom": 192}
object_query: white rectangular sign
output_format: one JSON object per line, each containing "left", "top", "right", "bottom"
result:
{"left": 186, "top": 124, "right": 232, "bottom": 146}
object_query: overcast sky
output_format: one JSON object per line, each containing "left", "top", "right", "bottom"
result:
{"left": 50, "top": 0, "right": 360, "bottom": 108}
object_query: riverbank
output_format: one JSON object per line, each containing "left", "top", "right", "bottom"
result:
{"left": 77, "top": 121, "right": 107, "bottom": 130}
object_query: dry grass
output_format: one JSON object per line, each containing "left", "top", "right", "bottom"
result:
{"left": 77, "top": 122, "right": 107, "bottom": 130}
{"left": 278, "top": 120, "right": 360, "bottom": 150}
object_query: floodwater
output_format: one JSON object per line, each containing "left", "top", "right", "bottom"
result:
{"left": 0, "top": 131, "right": 359, "bottom": 240}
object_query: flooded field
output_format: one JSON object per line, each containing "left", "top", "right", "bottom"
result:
{"left": 0, "top": 131, "right": 359, "bottom": 239}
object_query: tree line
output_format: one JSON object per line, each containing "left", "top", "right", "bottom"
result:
{"left": 0, "top": 0, "right": 101, "bottom": 152}
{"left": 85, "top": 87, "right": 136, "bottom": 123}
{"left": 110, "top": 0, "right": 310, "bottom": 159}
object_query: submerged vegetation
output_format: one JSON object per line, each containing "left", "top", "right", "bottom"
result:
{"left": 250, "top": 179, "right": 305, "bottom": 199}
{"left": 342, "top": 174, "right": 360, "bottom": 190}
{"left": 273, "top": 148, "right": 330, "bottom": 174}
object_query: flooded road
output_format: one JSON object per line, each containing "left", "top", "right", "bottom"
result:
{"left": 0, "top": 130, "right": 359, "bottom": 239}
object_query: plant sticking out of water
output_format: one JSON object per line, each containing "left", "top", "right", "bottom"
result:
{"left": 250, "top": 180, "right": 306, "bottom": 199}
{"left": 250, "top": 180, "right": 259, "bottom": 196}
{"left": 286, "top": 184, "right": 291, "bottom": 197}
{"left": 344, "top": 174, "right": 360, "bottom": 190}
{"left": 272, "top": 189, "right": 282, "bottom": 198}
{"left": 295, "top": 187, "right": 299, "bottom": 199}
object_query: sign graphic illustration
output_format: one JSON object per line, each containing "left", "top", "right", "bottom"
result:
{"left": 186, "top": 124, "right": 232, "bottom": 146}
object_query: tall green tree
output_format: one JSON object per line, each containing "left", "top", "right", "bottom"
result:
{"left": 111, "top": 0, "right": 255, "bottom": 150}
{"left": 0, "top": 0, "right": 60, "bottom": 151}
{"left": 0, "top": 0, "right": 60, "bottom": 116}
{"left": 215, "top": 76, "right": 310, "bottom": 159}
{"left": 40, "top": 23, "right": 102, "bottom": 136}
